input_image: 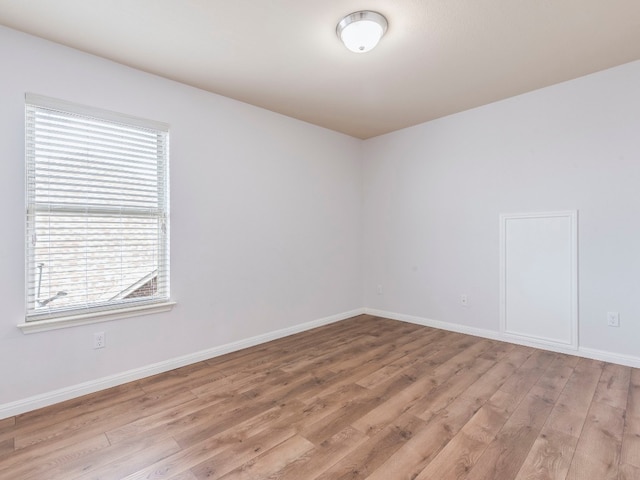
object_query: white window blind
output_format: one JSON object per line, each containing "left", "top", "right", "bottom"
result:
{"left": 25, "top": 94, "right": 170, "bottom": 322}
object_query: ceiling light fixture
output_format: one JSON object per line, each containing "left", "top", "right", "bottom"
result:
{"left": 337, "top": 11, "right": 388, "bottom": 53}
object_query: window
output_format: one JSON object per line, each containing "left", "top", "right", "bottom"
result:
{"left": 25, "top": 94, "right": 170, "bottom": 326}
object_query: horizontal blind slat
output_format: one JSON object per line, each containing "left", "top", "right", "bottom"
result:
{"left": 26, "top": 97, "right": 169, "bottom": 321}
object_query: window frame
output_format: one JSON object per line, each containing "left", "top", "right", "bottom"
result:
{"left": 20, "top": 94, "right": 174, "bottom": 333}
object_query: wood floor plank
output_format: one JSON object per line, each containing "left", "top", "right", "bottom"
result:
{"left": 171, "top": 397, "right": 299, "bottom": 449}
{"left": 240, "top": 368, "right": 339, "bottom": 404}
{"left": 13, "top": 382, "right": 146, "bottom": 426}
{"left": 593, "top": 363, "right": 631, "bottom": 410}
{"left": 364, "top": 392, "right": 490, "bottom": 480}
{"left": 627, "top": 369, "right": 640, "bottom": 419}
{"left": 0, "top": 433, "right": 111, "bottom": 479}
{"left": 0, "top": 417, "right": 15, "bottom": 433}
{"left": 294, "top": 336, "right": 438, "bottom": 406}
{"left": 105, "top": 397, "right": 211, "bottom": 444}
{"left": 67, "top": 435, "right": 181, "bottom": 480}
{"left": 302, "top": 394, "right": 383, "bottom": 445}
{"left": 0, "top": 383, "right": 147, "bottom": 446}
{"left": 460, "top": 346, "right": 532, "bottom": 404}
{"left": 543, "top": 360, "right": 602, "bottom": 438}
{"left": 621, "top": 427, "right": 640, "bottom": 471}
{"left": 125, "top": 422, "right": 298, "bottom": 479}
{"left": 349, "top": 335, "right": 493, "bottom": 436}
{"left": 412, "top": 357, "right": 497, "bottom": 420}
{"left": 276, "top": 331, "right": 382, "bottom": 373}
{"left": 437, "top": 353, "right": 568, "bottom": 480}
{"left": 215, "top": 434, "right": 315, "bottom": 480}
{"left": 0, "top": 438, "right": 14, "bottom": 457}
{"left": 354, "top": 329, "right": 449, "bottom": 389}
{"left": 350, "top": 369, "right": 438, "bottom": 436}
{"left": 0, "top": 316, "right": 637, "bottom": 480}
{"left": 14, "top": 388, "right": 198, "bottom": 450}
{"left": 528, "top": 354, "right": 576, "bottom": 403}
{"left": 416, "top": 352, "right": 571, "bottom": 480}
{"left": 136, "top": 360, "right": 229, "bottom": 395}
{"left": 167, "top": 471, "right": 199, "bottom": 480}
{"left": 499, "top": 349, "right": 558, "bottom": 400}
{"left": 620, "top": 463, "right": 640, "bottom": 480}
{"left": 278, "top": 321, "right": 422, "bottom": 375}
{"left": 460, "top": 393, "right": 553, "bottom": 480}
{"left": 565, "top": 400, "right": 625, "bottom": 480}
{"left": 314, "top": 413, "right": 426, "bottom": 480}
{"left": 621, "top": 369, "right": 640, "bottom": 470}
{"left": 0, "top": 423, "right": 117, "bottom": 471}
{"left": 512, "top": 355, "right": 583, "bottom": 480}
{"left": 411, "top": 388, "right": 517, "bottom": 480}
{"left": 267, "top": 426, "right": 368, "bottom": 480}
{"left": 513, "top": 428, "right": 579, "bottom": 480}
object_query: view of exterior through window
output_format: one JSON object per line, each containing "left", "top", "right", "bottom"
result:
{"left": 25, "top": 94, "right": 169, "bottom": 322}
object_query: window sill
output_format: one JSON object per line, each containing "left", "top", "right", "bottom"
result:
{"left": 18, "top": 301, "right": 176, "bottom": 334}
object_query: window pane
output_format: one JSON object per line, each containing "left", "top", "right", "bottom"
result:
{"left": 32, "top": 213, "right": 161, "bottom": 312}
{"left": 26, "top": 95, "right": 169, "bottom": 321}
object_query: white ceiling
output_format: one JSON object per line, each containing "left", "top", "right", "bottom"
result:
{"left": 1, "top": 1, "right": 639, "bottom": 139}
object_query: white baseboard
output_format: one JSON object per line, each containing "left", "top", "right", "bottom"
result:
{"left": 0, "top": 308, "right": 365, "bottom": 420}
{"left": 365, "top": 308, "right": 640, "bottom": 369}
{"left": 578, "top": 347, "right": 640, "bottom": 369}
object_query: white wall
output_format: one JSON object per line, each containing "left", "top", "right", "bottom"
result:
{"left": 0, "top": 26, "right": 363, "bottom": 410}
{"left": 363, "top": 60, "right": 640, "bottom": 361}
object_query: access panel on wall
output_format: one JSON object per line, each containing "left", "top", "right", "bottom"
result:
{"left": 499, "top": 211, "right": 578, "bottom": 349}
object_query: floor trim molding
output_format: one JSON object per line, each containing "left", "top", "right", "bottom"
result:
{"left": 365, "top": 308, "right": 640, "bottom": 369}
{"left": 0, "top": 308, "right": 365, "bottom": 420}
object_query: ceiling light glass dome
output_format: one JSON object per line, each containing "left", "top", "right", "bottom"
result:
{"left": 337, "top": 11, "right": 388, "bottom": 53}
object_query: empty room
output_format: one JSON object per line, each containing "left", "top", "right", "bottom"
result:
{"left": 1, "top": 1, "right": 639, "bottom": 479}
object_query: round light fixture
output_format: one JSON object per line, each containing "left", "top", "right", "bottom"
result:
{"left": 336, "top": 11, "right": 388, "bottom": 53}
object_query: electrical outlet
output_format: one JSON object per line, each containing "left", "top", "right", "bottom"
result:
{"left": 93, "top": 331, "right": 106, "bottom": 349}
{"left": 377, "top": 285, "right": 383, "bottom": 295}
{"left": 607, "top": 312, "right": 620, "bottom": 327}
{"left": 460, "top": 294, "right": 468, "bottom": 307}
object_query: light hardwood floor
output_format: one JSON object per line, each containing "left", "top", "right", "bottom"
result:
{"left": 1, "top": 315, "right": 638, "bottom": 479}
